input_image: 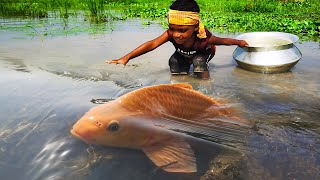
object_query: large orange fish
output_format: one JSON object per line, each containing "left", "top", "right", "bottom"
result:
{"left": 70, "top": 83, "right": 249, "bottom": 173}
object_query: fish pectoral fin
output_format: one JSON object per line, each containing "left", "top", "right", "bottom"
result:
{"left": 142, "top": 138, "right": 196, "bottom": 173}
{"left": 170, "top": 83, "right": 193, "bottom": 89}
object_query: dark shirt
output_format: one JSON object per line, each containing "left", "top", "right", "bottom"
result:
{"left": 167, "top": 28, "right": 216, "bottom": 58}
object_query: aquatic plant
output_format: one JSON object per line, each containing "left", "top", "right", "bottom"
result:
{"left": 52, "top": 0, "right": 72, "bottom": 18}
{"left": 85, "top": 0, "right": 106, "bottom": 22}
{"left": 27, "top": 24, "right": 48, "bottom": 41}
{"left": 120, "top": 3, "right": 167, "bottom": 19}
{"left": 115, "top": 0, "right": 320, "bottom": 41}
{"left": 0, "top": 0, "right": 49, "bottom": 17}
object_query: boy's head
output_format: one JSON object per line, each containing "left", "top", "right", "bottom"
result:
{"left": 167, "top": 0, "right": 206, "bottom": 39}
{"left": 168, "top": 0, "right": 200, "bottom": 26}
{"left": 170, "top": 0, "right": 200, "bottom": 13}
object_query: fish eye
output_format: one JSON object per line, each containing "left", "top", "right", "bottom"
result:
{"left": 107, "top": 120, "right": 120, "bottom": 132}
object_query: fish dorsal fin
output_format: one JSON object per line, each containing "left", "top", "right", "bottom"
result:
{"left": 170, "top": 83, "right": 193, "bottom": 89}
{"left": 142, "top": 138, "right": 196, "bottom": 173}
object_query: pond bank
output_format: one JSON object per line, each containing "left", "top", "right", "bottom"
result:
{"left": 1, "top": 0, "right": 320, "bottom": 42}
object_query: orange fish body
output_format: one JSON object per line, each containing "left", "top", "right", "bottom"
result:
{"left": 70, "top": 83, "right": 248, "bottom": 173}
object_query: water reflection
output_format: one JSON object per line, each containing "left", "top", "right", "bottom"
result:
{"left": 0, "top": 55, "right": 30, "bottom": 73}
{"left": 229, "top": 66, "right": 320, "bottom": 179}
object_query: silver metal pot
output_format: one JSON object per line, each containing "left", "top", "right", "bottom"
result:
{"left": 233, "top": 32, "right": 302, "bottom": 73}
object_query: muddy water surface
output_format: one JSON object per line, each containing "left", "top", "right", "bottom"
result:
{"left": 0, "top": 19, "right": 319, "bottom": 180}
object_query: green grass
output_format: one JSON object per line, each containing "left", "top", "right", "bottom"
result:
{"left": 0, "top": 0, "right": 319, "bottom": 41}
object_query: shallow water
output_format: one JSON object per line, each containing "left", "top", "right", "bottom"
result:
{"left": 0, "top": 19, "right": 320, "bottom": 180}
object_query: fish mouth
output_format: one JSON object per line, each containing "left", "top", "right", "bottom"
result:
{"left": 70, "top": 129, "right": 94, "bottom": 144}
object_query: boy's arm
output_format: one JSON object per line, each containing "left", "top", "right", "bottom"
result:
{"left": 107, "top": 31, "right": 169, "bottom": 66}
{"left": 208, "top": 36, "right": 248, "bottom": 47}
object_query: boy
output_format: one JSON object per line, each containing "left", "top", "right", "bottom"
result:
{"left": 107, "top": 0, "right": 248, "bottom": 79}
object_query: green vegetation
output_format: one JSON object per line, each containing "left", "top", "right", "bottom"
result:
{"left": 0, "top": 0, "right": 319, "bottom": 41}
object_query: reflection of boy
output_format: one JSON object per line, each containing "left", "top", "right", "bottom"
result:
{"left": 107, "top": 0, "right": 248, "bottom": 79}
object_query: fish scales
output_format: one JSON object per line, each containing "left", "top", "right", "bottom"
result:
{"left": 70, "top": 83, "right": 249, "bottom": 173}
{"left": 119, "top": 84, "right": 219, "bottom": 119}
{"left": 153, "top": 87, "right": 212, "bottom": 118}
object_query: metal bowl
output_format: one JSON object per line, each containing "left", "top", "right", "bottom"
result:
{"left": 233, "top": 32, "right": 302, "bottom": 73}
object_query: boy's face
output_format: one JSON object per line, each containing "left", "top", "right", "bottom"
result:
{"left": 168, "top": 24, "right": 199, "bottom": 45}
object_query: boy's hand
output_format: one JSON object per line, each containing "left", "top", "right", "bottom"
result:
{"left": 238, "top": 40, "right": 249, "bottom": 48}
{"left": 106, "top": 57, "right": 129, "bottom": 67}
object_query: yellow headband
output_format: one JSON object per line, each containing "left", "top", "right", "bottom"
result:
{"left": 167, "top": 9, "right": 206, "bottom": 39}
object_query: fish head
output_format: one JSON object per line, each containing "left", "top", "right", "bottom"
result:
{"left": 70, "top": 102, "right": 148, "bottom": 148}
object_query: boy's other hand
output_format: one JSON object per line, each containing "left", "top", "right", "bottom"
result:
{"left": 238, "top": 40, "right": 249, "bottom": 48}
{"left": 106, "top": 57, "right": 129, "bottom": 67}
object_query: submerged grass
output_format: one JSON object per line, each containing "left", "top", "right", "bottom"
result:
{"left": 0, "top": 0, "right": 319, "bottom": 41}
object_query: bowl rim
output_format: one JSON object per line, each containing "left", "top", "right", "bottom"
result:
{"left": 236, "top": 32, "right": 299, "bottom": 48}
